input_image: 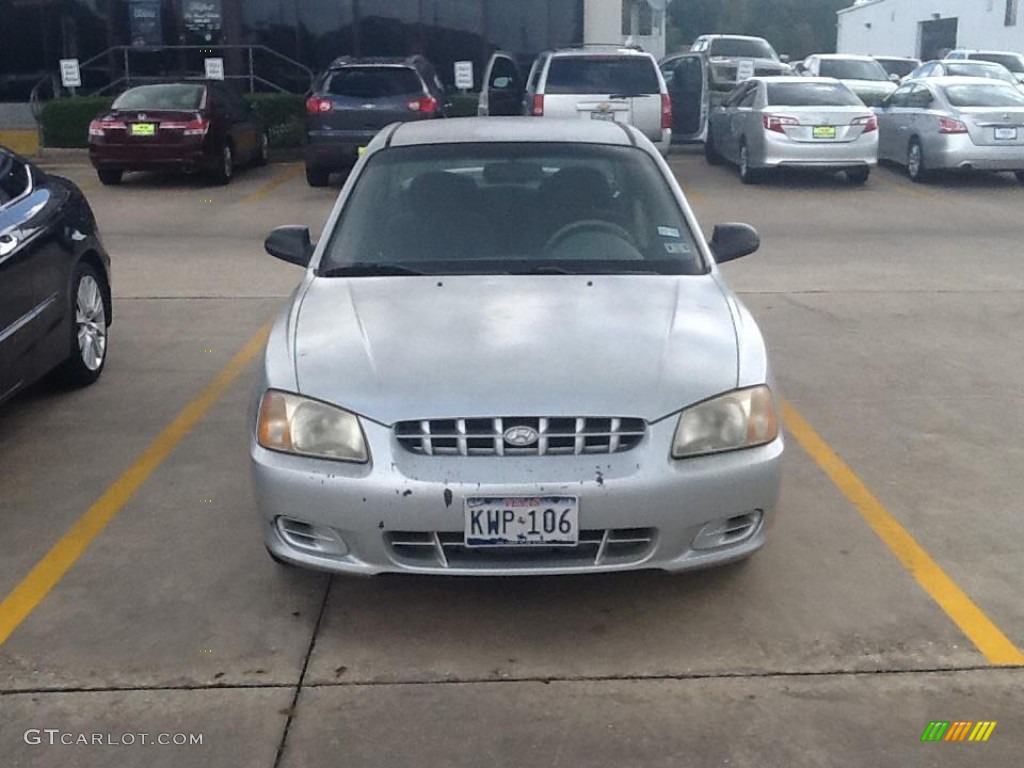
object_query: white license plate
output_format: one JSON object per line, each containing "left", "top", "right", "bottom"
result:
{"left": 465, "top": 496, "right": 579, "bottom": 547}
{"left": 994, "top": 127, "right": 1018, "bottom": 140}
{"left": 591, "top": 111, "right": 615, "bottom": 121}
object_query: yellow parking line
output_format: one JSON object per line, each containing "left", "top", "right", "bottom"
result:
{"left": 0, "top": 324, "right": 271, "bottom": 648}
{"left": 239, "top": 163, "right": 303, "bottom": 204}
{"left": 781, "top": 399, "right": 1024, "bottom": 666}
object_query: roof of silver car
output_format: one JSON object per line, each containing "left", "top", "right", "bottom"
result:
{"left": 387, "top": 117, "right": 638, "bottom": 148}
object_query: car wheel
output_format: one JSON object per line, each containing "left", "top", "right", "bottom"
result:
{"left": 907, "top": 140, "right": 928, "bottom": 183}
{"left": 254, "top": 131, "right": 269, "bottom": 166}
{"left": 704, "top": 132, "right": 723, "bottom": 165}
{"left": 738, "top": 142, "right": 761, "bottom": 185}
{"left": 60, "top": 262, "right": 109, "bottom": 387}
{"left": 97, "top": 168, "right": 123, "bottom": 186}
{"left": 846, "top": 167, "right": 870, "bottom": 184}
{"left": 305, "top": 165, "right": 330, "bottom": 187}
{"left": 211, "top": 143, "right": 234, "bottom": 185}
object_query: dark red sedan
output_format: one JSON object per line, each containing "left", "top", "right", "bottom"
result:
{"left": 88, "top": 82, "right": 268, "bottom": 186}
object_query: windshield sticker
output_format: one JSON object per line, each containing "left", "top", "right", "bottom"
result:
{"left": 664, "top": 242, "right": 692, "bottom": 254}
{"left": 658, "top": 226, "right": 681, "bottom": 238}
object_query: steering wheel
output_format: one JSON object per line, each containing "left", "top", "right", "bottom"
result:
{"left": 542, "top": 219, "right": 641, "bottom": 257}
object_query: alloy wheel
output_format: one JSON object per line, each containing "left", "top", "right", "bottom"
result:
{"left": 76, "top": 274, "right": 107, "bottom": 371}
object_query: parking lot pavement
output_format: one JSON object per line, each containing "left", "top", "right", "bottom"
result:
{"left": 1, "top": 155, "right": 1022, "bottom": 766}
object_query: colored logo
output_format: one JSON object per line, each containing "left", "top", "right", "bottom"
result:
{"left": 921, "top": 721, "right": 996, "bottom": 742}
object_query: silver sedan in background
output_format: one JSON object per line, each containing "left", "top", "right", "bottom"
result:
{"left": 904, "top": 59, "right": 1020, "bottom": 88}
{"left": 250, "top": 118, "right": 782, "bottom": 577}
{"left": 705, "top": 76, "right": 878, "bottom": 184}
{"left": 875, "top": 77, "right": 1024, "bottom": 182}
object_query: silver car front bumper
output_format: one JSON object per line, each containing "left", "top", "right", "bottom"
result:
{"left": 250, "top": 418, "right": 783, "bottom": 576}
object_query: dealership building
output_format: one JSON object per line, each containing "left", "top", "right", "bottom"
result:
{"left": 1, "top": 0, "right": 671, "bottom": 100}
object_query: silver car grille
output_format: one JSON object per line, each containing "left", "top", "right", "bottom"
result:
{"left": 395, "top": 417, "right": 646, "bottom": 457}
{"left": 386, "top": 528, "right": 657, "bottom": 569}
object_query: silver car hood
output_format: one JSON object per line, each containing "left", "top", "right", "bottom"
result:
{"left": 292, "top": 275, "right": 740, "bottom": 424}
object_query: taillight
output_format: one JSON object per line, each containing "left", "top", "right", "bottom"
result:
{"left": 661, "top": 94, "right": 672, "bottom": 130}
{"left": 532, "top": 94, "right": 544, "bottom": 117}
{"left": 762, "top": 114, "right": 799, "bottom": 133}
{"left": 851, "top": 114, "right": 878, "bottom": 133}
{"left": 306, "top": 96, "right": 333, "bottom": 114}
{"left": 407, "top": 95, "right": 438, "bottom": 113}
{"left": 938, "top": 117, "right": 967, "bottom": 134}
{"left": 88, "top": 119, "right": 125, "bottom": 138}
{"left": 183, "top": 118, "right": 209, "bottom": 137}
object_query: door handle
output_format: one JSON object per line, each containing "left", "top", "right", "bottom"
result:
{"left": 0, "top": 234, "right": 18, "bottom": 257}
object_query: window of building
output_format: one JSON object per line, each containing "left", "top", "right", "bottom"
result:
{"left": 1007, "top": 0, "right": 1018, "bottom": 26}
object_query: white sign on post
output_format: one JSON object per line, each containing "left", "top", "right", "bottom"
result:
{"left": 204, "top": 58, "right": 225, "bottom": 80}
{"left": 736, "top": 59, "right": 755, "bottom": 83}
{"left": 454, "top": 60, "right": 474, "bottom": 91}
{"left": 59, "top": 59, "right": 82, "bottom": 89}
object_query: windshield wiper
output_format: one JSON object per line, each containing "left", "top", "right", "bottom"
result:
{"left": 507, "top": 265, "right": 575, "bottom": 275}
{"left": 608, "top": 92, "right": 647, "bottom": 99}
{"left": 319, "top": 263, "right": 425, "bottom": 277}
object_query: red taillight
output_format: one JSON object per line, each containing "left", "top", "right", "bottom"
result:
{"left": 532, "top": 94, "right": 544, "bottom": 117}
{"left": 88, "top": 119, "right": 125, "bottom": 138}
{"left": 407, "top": 95, "right": 438, "bottom": 113}
{"left": 938, "top": 117, "right": 967, "bottom": 134}
{"left": 762, "top": 114, "right": 799, "bottom": 133}
{"left": 183, "top": 117, "right": 209, "bottom": 137}
{"left": 661, "top": 93, "right": 672, "bottom": 130}
{"left": 306, "top": 96, "right": 333, "bottom": 114}
{"left": 852, "top": 114, "right": 878, "bottom": 133}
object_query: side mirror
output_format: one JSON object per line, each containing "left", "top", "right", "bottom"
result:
{"left": 889, "top": 73, "right": 901, "bottom": 83}
{"left": 265, "top": 225, "right": 313, "bottom": 267}
{"left": 779, "top": 54, "right": 790, "bottom": 64}
{"left": 710, "top": 223, "right": 759, "bottom": 264}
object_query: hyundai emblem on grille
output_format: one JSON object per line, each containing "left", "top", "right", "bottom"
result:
{"left": 503, "top": 426, "right": 540, "bottom": 447}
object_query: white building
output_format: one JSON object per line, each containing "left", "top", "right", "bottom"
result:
{"left": 586, "top": 0, "right": 672, "bottom": 58}
{"left": 838, "top": 0, "right": 1024, "bottom": 59}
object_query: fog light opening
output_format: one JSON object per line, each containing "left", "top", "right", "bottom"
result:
{"left": 276, "top": 516, "right": 349, "bottom": 557}
{"left": 692, "top": 510, "right": 763, "bottom": 551}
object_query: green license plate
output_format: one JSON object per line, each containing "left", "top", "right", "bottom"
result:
{"left": 130, "top": 123, "right": 156, "bottom": 136}
{"left": 812, "top": 125, "right": 836, "bottom": 139}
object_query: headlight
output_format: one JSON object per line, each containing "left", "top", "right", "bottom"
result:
{"left": 671, "top": 385, "right": 779, "bottom": 459}
{"left": 256, "top": 390, "right": 368, "bottom": 463}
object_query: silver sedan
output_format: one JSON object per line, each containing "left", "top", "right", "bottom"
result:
{"left": 875, "top": 77, "right": 1024, "bottom": 182}
{"left": 705, "top": 76, "right": 878, "bottom": 184}
{"left": 250, "top": 118, "right": 783, "bottom": 576}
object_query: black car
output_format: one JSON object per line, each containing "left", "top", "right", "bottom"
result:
{"left": 0, "top": 147, "right": 112, "bottom": 404}
{"left": 304, "top": 55, "right": 448, "bottom": 187}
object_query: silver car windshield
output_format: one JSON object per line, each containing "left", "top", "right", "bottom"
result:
{"left": 970, "top": 53, "right": 1024, "bottom": 73}
{"left": 941, "top": 83, "right": 1024, "bottom": 107}
{"left": 766, "top": 82, "right": 863, "bottom": 106}
{"left": 320, "top": 143, "right": 706, "bottom": 276}
{"left": 819, "top": 60, "right": 889, "bottom": 81}
{"left": 945, "top": 63, "right": 1016, "bottom": 82}
{"left": 709, "top": 39, "right": 776, "bottom": 59}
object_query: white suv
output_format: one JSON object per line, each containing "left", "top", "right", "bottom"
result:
{"left": 480, "top": 45, "right": 671, "bottom": 154}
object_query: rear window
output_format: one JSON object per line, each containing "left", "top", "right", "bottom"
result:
{"left": 544, "top": 56, "right": 660, "bottom": 96}
{"left": 321, "top": 143, "right": 704, "bottom": 276}
{"left": 327, "top": 67, "right": 423, "bottom": 98}
{"left": 941, "top": 83, "right": 1024, "bottom": 107}
{"left": 766, "top": 82, "right": 863, "bottom": 106}
{"left": 945, "top": 62, "right": 1017, "bottom": 83}
{"left": 876, "top": 59, "right": 917, "bottom": 78}
{"left": 708, "top": 39, "right": 777, "bottom": 60}
{"left": 113, "top": 84, "right": 205, "bottom": 110}
{"left": 819, "top": 59, "right": 889, "bottom": 81}
{"left": 970, "top": 53, "right": 1024, "bottom": 73}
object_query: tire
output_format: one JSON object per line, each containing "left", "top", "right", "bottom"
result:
{"left": 97, "top": 168, "right": 123, "bottom": 186}
{"left": 906, "top": 139, "right": 928, "bottom": 183}
{"left": 738, "top": 142, "right": 761, "bottom": 185}
{"left": 253, "top": 131, "right": 269, "bottom": 167}
{"left": 704, "top": 131, "right": 723, "bottom": 165}
{"left": 305, "top": 165, "right": 330, "bottom": 187}
{"left": 846, "top": 167, "right": 870, "bottom": 184}
{"left": 211, "top": 143, "right": 234, "bottom": 185}
{"left": 60, "top": 262, "right": 109, "bottom": 387}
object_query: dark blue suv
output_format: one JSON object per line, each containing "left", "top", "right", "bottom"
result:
{"left": 305, "top": 55, "right": 448, "bottom": 186}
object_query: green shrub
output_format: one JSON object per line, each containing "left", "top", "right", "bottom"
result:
{"left": 40, "top": 97, "right": 112, "bottom": 148}
{"left": 39, "top": 92, "right": 307, "bottom": 149}
{"left": 447, "top": 92, "right": 480, "bottom": 117}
